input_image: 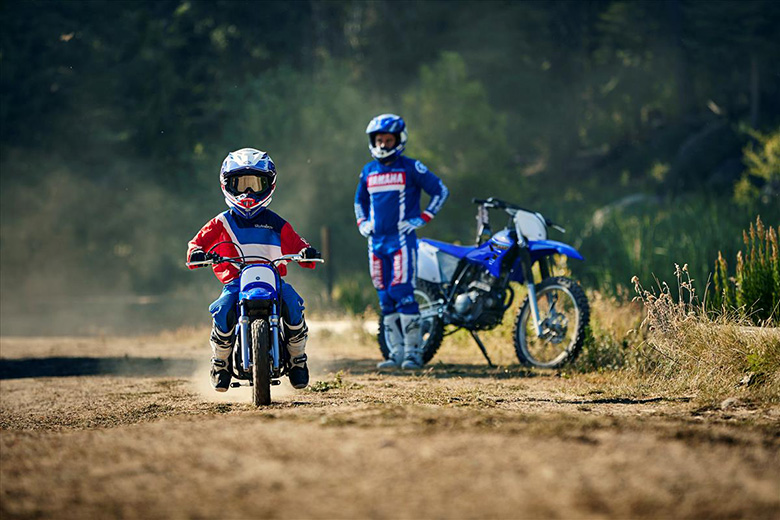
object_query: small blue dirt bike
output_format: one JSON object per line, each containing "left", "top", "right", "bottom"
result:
{"left": 187, "top": 247, "right": 324, "bottom": 406}
{"left": 379, "top": 197, "right": 590, "bottom": 369}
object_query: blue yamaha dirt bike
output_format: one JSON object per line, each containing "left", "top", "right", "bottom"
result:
{"left": 378, "top": 197, "right": 589, "bottom": 369}
{"left": 187, "top": 246, "right": 324, "bottom": 406}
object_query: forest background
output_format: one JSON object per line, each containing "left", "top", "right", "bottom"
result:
{"left": 1, "top": 0, "right": 778, "bottom": 335}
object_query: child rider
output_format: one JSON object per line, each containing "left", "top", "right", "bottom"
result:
{"left": 187, "top": 148, "right": 321, "bottom": 392}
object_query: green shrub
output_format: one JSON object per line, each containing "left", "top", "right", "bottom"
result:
{"left": 711, "top": 217, "right": 780, "bottom": 325}
{"left": 573, "top": 194, "right": 778, "bottom": 299}
{"left": 332, "top": 276, "right": 378, "bottom": 315}
{"left": 735, "top": 127, "right": 780, "bottom": 206}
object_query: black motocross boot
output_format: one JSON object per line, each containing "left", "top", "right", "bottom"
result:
{"left": 210, "top": 358, "right": 232, "bottom": 392}
{"left": 209, "top": 326, "right": 234, "bottom": 392}
{"left": 288, "top": 354, "right": 310, "bottom": 389}
{"left": 285, "top": 320, "right": 310, "bottom": 389}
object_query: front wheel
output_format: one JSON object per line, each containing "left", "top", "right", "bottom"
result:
{"left": 513, "top": 276, "right": 589, "bottom": 369}
{"left": 251, "top": 319, "right": 272, "bottom": 406}
{"left": 378, "top": 280, "right": 445, "bottom": 365}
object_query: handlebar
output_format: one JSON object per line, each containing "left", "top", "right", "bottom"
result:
{"left": 186, "top": 253, "right": 325, "bottom": 269}
{"left": 472, "top": 197, "right": 565, "bottom": 233}
{"left": 472, "top": 197, "right": 516, "bottom": 209}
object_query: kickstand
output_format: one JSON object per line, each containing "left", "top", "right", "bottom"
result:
{"left": 469, "top": 331, "right": 494, "bottom": 366}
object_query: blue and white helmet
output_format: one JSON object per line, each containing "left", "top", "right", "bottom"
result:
{"left": 366, "top": 113, "right": 407, "bottom": 162}
{"left": 219, "top": 148, "right": 277, "bottom": 219}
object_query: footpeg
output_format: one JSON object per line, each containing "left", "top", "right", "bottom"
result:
{"left": 230, "top": 382, "right": 251, "bottom": 388}
{"left": 271, "top": 380, "right": 282, "bottom": 386}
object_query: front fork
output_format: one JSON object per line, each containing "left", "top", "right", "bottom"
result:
{"left": 238, "top": 301, "right": 282, "bottom": 377}
{"left": 525, "top": 283, "right": 544, "bottom": 337}
{"left": 519, "top": 247, "right": 549, "bottom": 338}
{"left": 239, "top": 303, "right": 251, "bottom": 372}
{"left": 269, "top": 303, "right": 281, "bottom": 377}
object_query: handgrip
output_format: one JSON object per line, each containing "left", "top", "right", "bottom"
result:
{"left": 185, "top": 260, "right": 213, "bottom": 268}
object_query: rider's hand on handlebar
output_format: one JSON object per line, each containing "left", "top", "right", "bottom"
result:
{"left": 188, "top": 248, "right": 207, "bottom": 263}
{"left": 301, "top": 247, "right": 321, "bottom": 260}
{"left": 358, "top": 220, "right": 374, "bottom": 238}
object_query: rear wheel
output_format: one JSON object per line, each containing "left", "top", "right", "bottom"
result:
{"left": 378, "top": 280, "right": 445, "bottom": 364}
{"left": 513, "top": 276, "right": 589, "bottom": 369}
{"left": 251, "top": 319, "right": 271, "bottom": 406}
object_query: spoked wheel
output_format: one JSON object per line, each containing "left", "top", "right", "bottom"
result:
{"left": 513, "top": 276, "right": 589, "bottom": 369}
{"left": 251, "top": 319, "right": 272, "bottom": 406}
{"left": 377, "top": 280, "right": 445, "bottom": 365}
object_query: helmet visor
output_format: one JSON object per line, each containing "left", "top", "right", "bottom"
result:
{"left": 227, "top": 174, "right": 271, "bottom": 196}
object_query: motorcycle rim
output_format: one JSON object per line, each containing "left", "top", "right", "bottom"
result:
{"left": 514, "top": 277, "right": 588, "bottom": 368}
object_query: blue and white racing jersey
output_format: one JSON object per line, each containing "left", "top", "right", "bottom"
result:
{"left": 354, "top": 156, "right": 448, "bottom": 254}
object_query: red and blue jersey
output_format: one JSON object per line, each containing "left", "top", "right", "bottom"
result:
{"left": 187, "top": 209, "right": 312, "bottom": 283}
{"left": 354, "top": 155, "right": 448, "bottom": 254}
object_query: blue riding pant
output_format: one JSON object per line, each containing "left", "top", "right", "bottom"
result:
{"left": 368, "top": 240, "right": 419, "bottom": 315}
{"left": 208, "top": 278, "right": 305, "bottom": 334}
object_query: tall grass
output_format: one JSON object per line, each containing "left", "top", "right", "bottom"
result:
{"left": 711, "top": 217, "right": 780, "bottom": 324}
{"left": 631, "top": 264, "right": 780, "bottom": 404}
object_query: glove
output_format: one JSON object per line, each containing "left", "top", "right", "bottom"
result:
{"left": 188, "top": 248, "right": 207, "bottom": 263}
{"left": 398, "top": 217, "right": 426, "bottom": 235}
{"left": 301, "top": 247, "right": 321, "bottom": 260}
{"left": 358, "top": 220, "right": 374, "bottom": 238}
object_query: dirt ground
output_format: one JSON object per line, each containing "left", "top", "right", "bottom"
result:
{"left": 1, "top": 321, "right": 779, "bottom": 520}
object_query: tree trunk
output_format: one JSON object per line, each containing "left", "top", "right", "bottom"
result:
{"left": 750, "top": 53, "right": 760, "bottom": 128}
{"left": 668, "top": 0, "right": 693, "bottom": 119}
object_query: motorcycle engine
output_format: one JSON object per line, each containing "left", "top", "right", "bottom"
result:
{"left": 451, "top": 271, "right": 507, "bottom": 329}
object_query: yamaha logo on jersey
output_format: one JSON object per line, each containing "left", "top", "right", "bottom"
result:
{"left": 367, "top": 171, "right": 406, "bottom": 193}
{"left": 415, "top": 161, "right": 428, "bottom": 173}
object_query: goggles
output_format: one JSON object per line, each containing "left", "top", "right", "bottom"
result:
{"left": 226, "top": 174, "right": 272, "bottom": 196}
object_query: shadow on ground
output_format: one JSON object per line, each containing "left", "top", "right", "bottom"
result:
{"left": 2, "top": 357, "right": 540, "bottom": 381}
{"left": 324, "top": 357, "right": 539, "bottom": 379}
{"left": 0, "top": 357, "right": 199, "bottom": 379}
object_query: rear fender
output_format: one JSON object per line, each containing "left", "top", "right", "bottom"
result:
{"left": 417, "top": 240, "right": 464, "bottom": 284}
{"left": 417, "top": 240, "right": 442, "bottom": 283}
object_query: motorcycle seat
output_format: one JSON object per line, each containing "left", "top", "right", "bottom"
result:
{"left": 420, "top": 238, "right": 474, "bottom": 259}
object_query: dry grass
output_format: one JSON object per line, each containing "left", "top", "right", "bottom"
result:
{"left": 631, "top": 264, "right": 780, "bottom": 405}
{"left": 574, "top": 288, "right": 647, "bottom": 372}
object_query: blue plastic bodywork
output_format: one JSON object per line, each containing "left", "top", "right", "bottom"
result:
{"left": 422, "top": 238, "right": 473, "bottom": 259}
{"left": 239, "top": 284, "right": 277, "bottom": 301}
{"left": 237, "top": 263, "right": 282, "bottom": 374}
{"left": 420, "top": 233, "right": 584, "bottom": 283}
{"left": 464, "top": 230, "right": 515, "bottom": 277}
{"left": 528, "top": 239, "right": 584, "bottom": 261}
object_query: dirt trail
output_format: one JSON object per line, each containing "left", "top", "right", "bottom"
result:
{"left": 1, "top": 324, "right": 779, "bottom": 519}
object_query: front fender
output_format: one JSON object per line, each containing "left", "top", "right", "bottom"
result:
{"left": 240, "top": 284, "right": 277, "bottom": 300}
{"left": 528, "top": 239, "right": 584, "bottom": 261}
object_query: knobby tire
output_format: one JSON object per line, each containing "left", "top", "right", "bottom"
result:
{"left": 251, "top": 319, "right": 272, "bottom": 406}
{"left": 512, "top": 276, "right": 590, "bottom": 369}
